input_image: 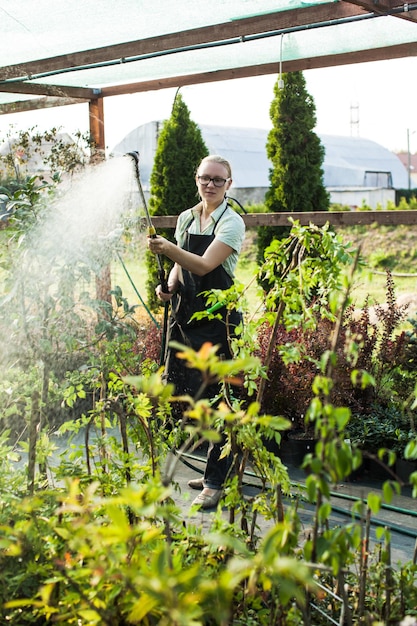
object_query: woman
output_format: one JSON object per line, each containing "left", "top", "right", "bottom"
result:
{"left": 147, "top": 154, "right": 245, "bottom": 509}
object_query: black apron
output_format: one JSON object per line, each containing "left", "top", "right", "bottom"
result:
{"left": 164, "top": 206, "right": 241, "bottom": 398}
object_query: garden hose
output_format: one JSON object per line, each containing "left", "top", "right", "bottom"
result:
{"left": 179, "top": 450, "right": 417, "bottom": 538}
{"left": 116, "top": 250, "right": 160, "bottom": 329}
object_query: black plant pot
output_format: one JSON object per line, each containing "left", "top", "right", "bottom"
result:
{"left": 362, "top": 455, "right": 396, "bottom": 482}
{"left": 278, "top": 433, "right": 316, "bottom": 468}
{"left": 396, "top": 458, "right": 417, "bottom": 484}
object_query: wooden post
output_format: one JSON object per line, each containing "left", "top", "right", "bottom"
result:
{"left": 89, "top": 97, "right": 112, "bottom": 307}
{"left": 27, "top": 391, "right": 40, "bottom": 495}
{"left": 89, "top": 97, "right": 105, "bottom": 162}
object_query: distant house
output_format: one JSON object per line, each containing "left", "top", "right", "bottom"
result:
{"left": 396, "top": 151, "right": 417, "bottom": 190}
{"left": 322, "top": 134, "right": 408, "bottom": 209}
{"left": 112, "top": 122, "right": 409, "bottom": 209}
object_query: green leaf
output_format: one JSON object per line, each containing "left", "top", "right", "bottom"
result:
{"left": 129, "top": 594, "right": 159, "bottom": 621}
{"left": 382, "top": 481, "right": 394, "bottom": 504}
{"left": 78, "top": 609, "right": 102, "bottom": 623}
{"left": 367, "top": 492, "right": 381, "bottom": 514}
{"left": 405, "top": 438, "right": 417, "bottom": 461}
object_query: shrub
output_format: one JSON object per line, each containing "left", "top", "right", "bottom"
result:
{"left": 403, "top": 314, "right": 417, "bottom": 372}
{"left": 347, "top": 402, "right": 410, "bottom": 454}
{"left": 131, "top": 315, "right": 163, "bottom": 369}
{"left": 255, "top": 271, "right": 410, "bottom": 436}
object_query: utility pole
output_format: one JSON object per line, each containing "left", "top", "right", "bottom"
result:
{"left": 350, "top": 102, "right": 359, "bottom": 137}
{"left": 407, "top": 128, "right": 412, "bottom": 191}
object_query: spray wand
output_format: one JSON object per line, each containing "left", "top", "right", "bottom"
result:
{"left": 127, "top": 151, "right": 169, "bottom": 364}
{"left": 127, "top": 151, "right": 168, "bottom": 293}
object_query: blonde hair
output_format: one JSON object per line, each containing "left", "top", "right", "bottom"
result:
{"left": 197, "top": 154, "right": 232, "bottom": 179}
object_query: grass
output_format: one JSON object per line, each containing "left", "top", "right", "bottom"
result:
{"left": 338, "top": 225, "right": 417, "bottom": 320}
{"left": 111, "top": 225, "right": 417, "bottom": 322}
{"left": 349, "top": 269, "right": 415, "bottom": 306}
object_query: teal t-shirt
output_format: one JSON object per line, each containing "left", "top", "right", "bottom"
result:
{"left": 175, "top": 199, "right": 245, "bottom": 278}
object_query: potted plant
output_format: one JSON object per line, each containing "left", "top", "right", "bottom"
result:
{"left": 346, "top": 402, "right": 410, "bottom": 481}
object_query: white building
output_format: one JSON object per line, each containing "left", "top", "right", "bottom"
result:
{"left": 112, "top": 122, "right": 409, "bottom": 209}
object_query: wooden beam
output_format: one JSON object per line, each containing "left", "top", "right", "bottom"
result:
{"left": 0, "top": 82, "right": 98, "bottom": 99}
{"left": 240, "top": 211, "right": 417, "bottom": 227}
{"left": 100, "top": 41, "right": 417, "bottom": 97}
{"left": 0, "top": 4, "right": 368, "bottom": 82}
{"left": 148, "top": 211, "right": 417, "bottom": 229}
{"left": 344, "top": 0, "right": 417, "bottom": 23}
{"left": 0, "top": 96, "right": 89, "bottom": 115}
{"left": 1, "top": 38, "right": 415, "bottom": 113}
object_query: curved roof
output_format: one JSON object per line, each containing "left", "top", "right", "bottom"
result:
{"left": 202, "top": 126, "right": 409, "bottom": 189}
{"left": 112, "top": 122, "right": 408, "bottom": 190}
{"left": 200, "top": 125, "right": 271, "bottom": 189}
{"left": 320, "top": 134, "right": 408, "bottom": 188}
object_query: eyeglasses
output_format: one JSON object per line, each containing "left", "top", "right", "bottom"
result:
{"left": 197, "top": 175, "right": 230, "bottom": 187}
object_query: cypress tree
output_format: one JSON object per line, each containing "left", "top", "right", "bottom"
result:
{"left": 257, "top": 71, "right": 329, "bottom": 264}
{"left": 146, "top": 92, "right": 208, "bottom": 309}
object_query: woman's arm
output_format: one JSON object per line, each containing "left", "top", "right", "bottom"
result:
{"left": 148, "top": 236, "right": 233, "bottom": 277}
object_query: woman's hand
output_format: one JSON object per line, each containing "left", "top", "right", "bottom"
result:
{"left": 153, "top": 264, "right": 179, "bottom": 302}
{"left": 155, "top": 284, "right": 173, "bottom": 302}
{"left": 147, "top": 234, "right": 171, "bottom": 256}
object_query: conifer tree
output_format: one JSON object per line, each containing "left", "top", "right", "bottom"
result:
{"left": 257, "top": 71, "right": 329, "bottom": 264}
{"left": 146, "top": 92, "right": 208, "bottom": 309}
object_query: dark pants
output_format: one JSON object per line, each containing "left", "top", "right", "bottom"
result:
{"left": 204, "top": 434, "right": 232, "bottom": 489}
{"left": 165, "top": 319, "right": 237, "bottom": 490}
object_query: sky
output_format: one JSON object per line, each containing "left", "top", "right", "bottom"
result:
{"left": 0, "top": 56, "right": 416, "bottom": 156}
